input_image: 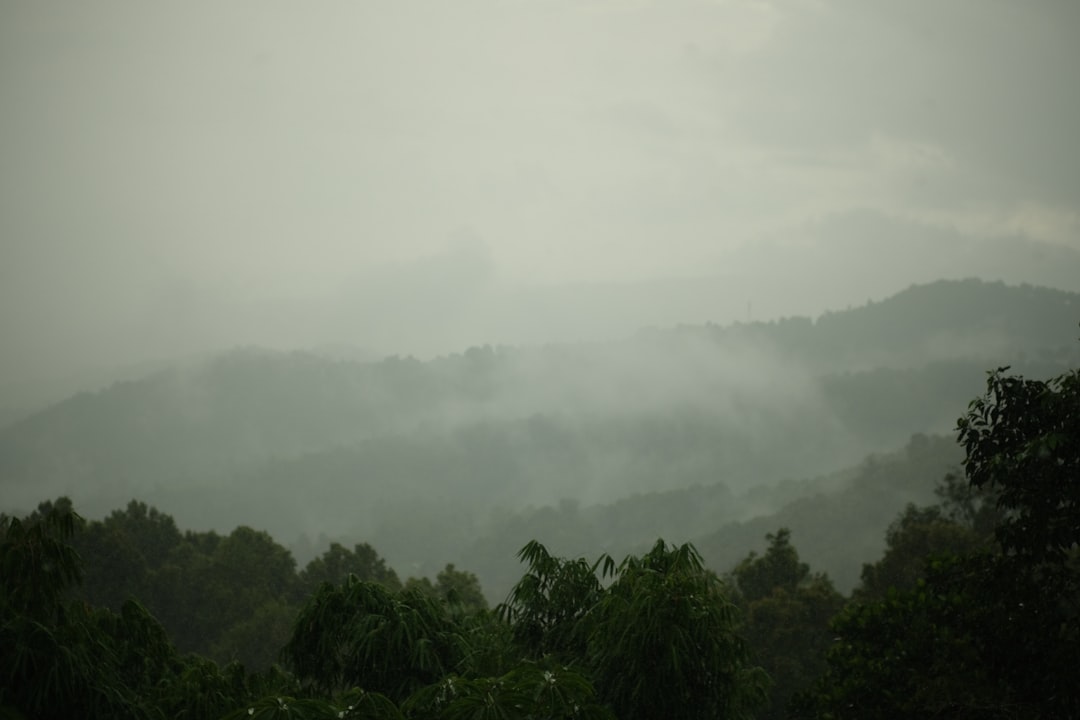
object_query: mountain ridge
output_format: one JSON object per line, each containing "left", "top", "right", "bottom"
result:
{"left": 1, "top": 278, "right": 1076, "bottom": 595}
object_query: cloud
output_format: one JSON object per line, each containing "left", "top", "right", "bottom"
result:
{"left": 0, "top": 0, "right": 1077, "bottom": 411}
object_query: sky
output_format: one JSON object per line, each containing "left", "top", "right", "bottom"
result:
{"left": 1, "top": 0, "right": 1079, "bottom": 413}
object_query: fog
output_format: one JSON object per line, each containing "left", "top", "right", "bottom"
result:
{"left": 5, "top": 7, "right": 1080, "bottom": 710}
{"left": 2, "top": 0, "right": 1079, "bottom": 420}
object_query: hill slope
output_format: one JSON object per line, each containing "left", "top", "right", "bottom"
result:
{"left": 0, "top": 279, "right": 1076, "bottom": 589}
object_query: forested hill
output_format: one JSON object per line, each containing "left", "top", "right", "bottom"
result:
{"left": 643, "top": 278, "right": 1080, "bottom": 371}
{"left": 0, "top": 279, "right": 1077, "bottom": 587}
{"left": 443, "top": 432, "right": 962, "bottom": 599}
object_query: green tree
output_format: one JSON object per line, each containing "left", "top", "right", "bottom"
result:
{"left": 211, "top": 599, "right": 300, "bottom": 671}
{"left": 283, "top": 576, "right": 463, "bottom": 701}
{"left": 794, "top": 556, "right": 1008, "bottom": 719}
{"left": 405, "top": 563, "right": 489, "bottom": 617}
{"left": 435, "top": 563, "right": 488, "bottom": 614}
{"left": 731, "top": 528, "right": 809, "bottom": 603}
{"left": 0, "top": 500, "right": 266, "bottom": 719}
{"left": 144, "top": 537, "right": 217, "bottom": 653}
{"left": 0, "top": 499, "right": 82, "bottom": 620}
{"left": 403, "top": 663, "right": 611, "bottom": 720}
{"left": 75, "top": 520, "right": 148, "bottom": 611}
{"left": 855, "top": 504, "right": 986, "bottom": 602}
{"left": 801, "top": 363, "right": 1080, "bottom": 718}
{"left": 498, "top": 540, "right": 607, "bottom": 661}
{"left": 298, "top": 542, "right": 402, "bottom": 598}
{"left": 588, "top": 540, "right": 767, "bottom": 720}
{"left": 731, "top": 530, "right": 844, "bottom": 720}
{"left": 957, "top": 365, "right": 1080, "bottom": 560}
{"left": 934, "top": 471, "right": 1003, "bottom": 538}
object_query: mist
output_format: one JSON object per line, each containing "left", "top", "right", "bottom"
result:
{"left": 2, "top": 0, "right": 1079, "bottom": 421}
{"left": 1, "top": 0, "right": 1080, "bottom": 600}
{"left": 4, "top": 7, "right": 1080, "bottom": 712}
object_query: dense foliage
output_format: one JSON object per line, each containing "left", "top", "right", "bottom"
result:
{"left": 729, "top": 529, "right": 844, "bottom": 720}
{"left": 798, "top": 364, "right": 1080, "bottom": 718}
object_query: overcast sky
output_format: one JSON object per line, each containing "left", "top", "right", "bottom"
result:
{"left": 2, "top": 0, "right": 1079, "bottom": 409}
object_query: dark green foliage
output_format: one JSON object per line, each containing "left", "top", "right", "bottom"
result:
{"left": 405, "top": 564, "right": 489, "bottom": 620}
{"left": 453, "top": 608, "right": 516, "bottom": 679}
{"left": 143, "top": 536, "right": 219, "bottom": 652}
{"left": 299, "top": 542, "right": 402, "bottom": 597}
{"left": 731, "top": 528, "right": 809, "bottom": 602}
{"left": 212, "top": 599, "right": 301, "bottom": 670}
{"left": 795, "top": 558, "right": 1007, "bottom": 719}
{"left": 0, "top": 500, "right": 81, "bottom": 620}
{"left": 958, "top": 365, "right": 1080, "bottom": 561}
{"left": 731, "top": 530, "right": 844, "bottom": 720}
{"left": 588, "top": 540, "right": 767, "bottom": 720}
{"left": 221, "top": 694, "right": 346, "bottom": 720}
{"left": 934, "top": 471, "right": 1003, "bottom": 538}
{"left": 74, "top": 500, "right": 183, "bottom": 613}
{"left": 158, "top": 659, "right": 297, "bottom": 720}
{"left": 76, "top": 507, "right": 305, "bottom": 665}
{"left": 434, "top": 563, "right": 489, "bottom": 614}
{"left": 283, "top": 576, "right": 464, "bottom": 701}
{"left": 802, "top": 363, "right": 1080, "bottom": 718}
{"left": 207, "top": 526, "right": 299, "bottom": 633}
{"left": 1, "top": 499, "right": 297, "bottom": 719}
{"left": 1, "top": 505, "right": 150, "bottom": 717}
{"left": 498, "top": 540, "right": 609, "bottom": 660}
{"left": 0, "top": 601, "right": 166, "bottom": 719}
{"left": 797, "top": 551, "right": 1080, "bottom": 719}
{"left": 855, "top": 504, "right": 986, "bottom": 602}
{"left": 404, "top": 663, "right": 611, "bottom": 720}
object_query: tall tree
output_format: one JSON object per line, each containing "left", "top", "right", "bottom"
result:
{"left": 283, "top": 577, "right": 463, "bottom": 701}
{"left": 801, "top": 363, "right": 1080, "bottom": 718}
{"left": 298, "top": 542, "right": 401, "bottom": 598}
{"left": 588, "top": 540, "right": 767, "bottom": 720}
{"left": 957, "top": 365, "right": 1080, "bottom": 561}
{"left": 731, "top": 530, "right": 844, "bottom": 720}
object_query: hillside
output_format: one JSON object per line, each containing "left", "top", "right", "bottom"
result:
{"left": 438, "top": 432, "right": 960, "bottom": 600}
{"left": 0, "top": 279, "right": 1077, "bottom": 593}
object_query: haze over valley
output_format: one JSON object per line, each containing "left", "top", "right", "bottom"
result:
{"left": 5, "top": 5, "right": 1080, "bottom": 715}
{"left": 2, "top": 0, "right": 1079, "bottom": 621}
{"left": 2, "top": 279, "right": 1077, "bottom": 598}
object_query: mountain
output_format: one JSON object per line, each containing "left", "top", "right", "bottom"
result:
{"left": 0, "top": 279, "right": 1076, "bottom": 594}
{"left": 442, "top": 432, "right": 961, "bottom": 601}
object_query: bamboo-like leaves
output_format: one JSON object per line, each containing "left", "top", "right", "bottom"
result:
{"left": 588, "top": 539, "right": 764, "bottom": 720}
{"left": 283, "top": 575, "right": 463, "bottom": 702}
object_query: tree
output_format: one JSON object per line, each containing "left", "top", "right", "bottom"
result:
{"left": 405, "top": 563, "right": 489, "bottom": 617}
{"left": 957, "top": 365, "right": 1080, "bottom": 560}
{"left": 934, "top": 471, "right": 1003, "bottom": 538}
{"left": 1, "top": 500, "right": 278, "bottom": 720}
{"left": 202, "top": 526, "right": 299, "bottom": 658}
{"left": 211, "top": 599, "right": 299, "bottom": 671}
{"left": 0, "top": 499, "right": 82, "bottom": 620}
{"left": 855, "top": 504, "right": 986, "bottom": 602}
{"left": 793, "top": 557, "right": 1009, "bottom": 720}
{"left": 588, "top": 540, "right": 767, "bottom": 720}
{"left": 497, "top": 540, "right": 607, "bottom": 661}
{"left": 731, "top": 528, "right": 809, "bottom": 603}
{"left": 283, "top": 576, "right": 463, "bottom": 701}
{"left": 435, "top": 563, "right": 488, "bottom": 614}
{"left": 731, "top": 530, "right": 844, "bottom": 720}
{"left": 801, "top": 363, "right": 1080, "bottom": 718}
{"left": 298, "top": 542, "right": 402, "bottom": 598}
{"left": 74, "top": 500, "right": 184, "bottom": 612}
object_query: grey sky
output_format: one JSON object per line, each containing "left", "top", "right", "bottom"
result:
{"left": 1, "top": 0, "right": 1078, "bottom": 411}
